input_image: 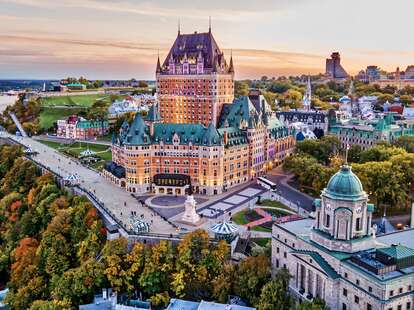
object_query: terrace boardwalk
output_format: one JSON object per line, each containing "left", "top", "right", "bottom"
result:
{"left": 1, "top": 132, "right": 177, "bottom": 235}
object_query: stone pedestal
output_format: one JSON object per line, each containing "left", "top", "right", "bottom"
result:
{"left": 181, "top": 195, "right": 201, "bottom": 225}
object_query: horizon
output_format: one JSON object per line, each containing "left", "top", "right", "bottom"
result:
{"left": 2, "top": 0, "right": 414, "bottom": 80}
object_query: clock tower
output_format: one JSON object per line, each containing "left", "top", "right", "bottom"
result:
{"left": 311, "top": 165, "right": 376, "bottom": 253}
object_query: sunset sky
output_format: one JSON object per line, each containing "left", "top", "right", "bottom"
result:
{"left": 1, "top": 0, "right": 414, "bottom": 80}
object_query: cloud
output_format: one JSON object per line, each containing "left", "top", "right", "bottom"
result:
{"left": 3, "top": 0, "right": 309, "bottom": 21}
{"left": 0, "top": 34, "right": 163, "bottom": 52}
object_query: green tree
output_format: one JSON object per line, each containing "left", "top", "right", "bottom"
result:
{"left": 394, "top": 136, "right": 414, "bottom": 153}
{"left": 257, "top": 268, "right": 293, "bottom": 310}
{"left": 233, "top": 255, "right": 271, "bottom": 306}
{"left": 140, "top": 240, "right": 174, "bottom": 296}
{"left": 235, "top": 81, "right": 249, "bottom": 98}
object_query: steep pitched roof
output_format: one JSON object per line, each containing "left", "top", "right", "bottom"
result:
{"left": 125, "top": 113, "right": 151, "bottom": 145}
{"left": 218, "top": 96, "right": 258, "bottom": 129}
{"left": 161, "top": 31, "right": 228, "bottom": 73}
{"left": 152, "top": 123, "right": 222, "bottom": 146}
{"left": 146, "top": 103, "right": 161, "bottom": 122}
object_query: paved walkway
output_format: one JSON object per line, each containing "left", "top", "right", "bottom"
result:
{"left": 244, "top": 208, "right": 272, "bottom": 228}
{"left": 34, "top": 135, "right": 112, "bottom": 146}
{"left": 2, "top": 132, "right": 176, "bottom": 234}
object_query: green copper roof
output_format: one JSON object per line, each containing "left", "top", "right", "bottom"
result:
{"left": 292, "top": 250, "right": 340, "bottom": 279}
{"left": 76, "top": 120, "right": 108, "bottom": 128}
{"left": 217, "top": 127, "right": 248, "bottom": 147}
{"left": 323, "top": 165, "right": 365, "bottom": 200}
{"left": 146, "top": 103, "right": 161, "bottom": 122}
{"left": 218, "top": 96, "right": 258, "bottom": 128}
{"left": 377, "top": 245, "right": 414, "bottom": 260}
{"left": 152, "top": 123, "right": 222, "bottom": 146}
{"left": 125, "top": 113, "right": 151, "bottom": 145}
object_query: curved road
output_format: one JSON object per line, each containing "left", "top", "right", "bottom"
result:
{"left": 267, "top": 167, "right": 315, "bottom": 212}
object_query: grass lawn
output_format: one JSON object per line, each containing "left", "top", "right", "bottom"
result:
{"left": 259, "top": 199, "right": 290, "bottom": 210}
{"left": 265, "top": 208, "right": 290, "bottom": 217}
{"left": 37, "top": 140, "right": 111, "bottom": 162}
{"left": 251, "top": 225, "right": 272, "bottom": 233}
{"left": 96, "top": 134, "right": 113, "bottom": 142}
{"left": 251, "top": 238, "right": 270, "bottom": 247}
{"left": 41, "top": 94, "right": 111, "bottom": 107}
{"left": 232, "top": 210, "right": 250, "bottom": 225}
{"left": 39, "top": 107, "right": 87, "bottom": 130}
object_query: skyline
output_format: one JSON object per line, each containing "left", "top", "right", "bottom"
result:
{"left": 2, "top": 0, "right": 414, "bottom": 79}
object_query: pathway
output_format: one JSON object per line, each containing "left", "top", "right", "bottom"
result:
{"left": 1, "top": 132, "right": 176, "bottom": 234}
{"left": 244, "top": 208, "right": 272, "bottom": 228}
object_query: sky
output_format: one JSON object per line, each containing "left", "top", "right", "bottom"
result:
{"left": 1, "top": 0, "right": 414, "bottom": 80}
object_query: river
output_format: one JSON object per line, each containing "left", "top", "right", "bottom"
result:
{"left": 0, "top": 95, "right": 17, "bottom": 113}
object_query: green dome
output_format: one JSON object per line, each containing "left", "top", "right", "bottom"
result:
{"left": 324, "top": 165, "right": 365, "bottom": 200}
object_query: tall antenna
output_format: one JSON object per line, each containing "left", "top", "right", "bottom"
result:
{"left": 178, "top": 18, "right": 181, "bottom": 35}
{"left": 209, "top": 16, "right": 211, "bottom": 33}
{"left": 345, "top": 144, "right": 349, "bottom": 165}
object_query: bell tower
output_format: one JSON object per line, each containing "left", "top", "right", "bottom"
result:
{"left": 311, "top": 165, "right": 376, "bottom": 253}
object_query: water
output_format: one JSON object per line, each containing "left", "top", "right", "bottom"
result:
{"left": 0, "top": 95, "right": 17, "bottom": 113}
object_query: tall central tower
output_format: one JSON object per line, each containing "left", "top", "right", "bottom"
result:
{"left": 156, "top": 26, "right": 234, "bottom": 126}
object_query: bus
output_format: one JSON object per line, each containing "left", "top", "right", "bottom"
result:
{"left": 257, "top": 176, "right": 277, "bottom": 191}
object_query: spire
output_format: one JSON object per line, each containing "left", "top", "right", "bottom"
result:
{"left": 156, "top": 50, "right": 161, "bottom": 74}
{"left": 178, "top": 18, "right": 181, "bottom": 35}
{"left": 302, "top": 75, "right": 312, "bottom": 110}
{"left": 209, "top": 16, "right": 211, "bottom": 33}
{"left": 228, "top": 50, "right": 234, "bottom": 74}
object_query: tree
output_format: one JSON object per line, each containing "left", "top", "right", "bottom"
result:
{"left": 294, "top": 297, "right": 328, "bottom": 310}
{"left": 233, "top": 255, "right": 271, "bottom": 306}
{"left": 235, "top": 81, "right": 249, "bottom": 98}
{"left": 29, "top": 299, "right": 73, "bottom": 310}
{"left": 211, "top": 263, "right": 235, "bottom": 303}
{"left": 138, "top": 81, "right": 149, "bottom": 88}
{"left": 172, "top": 230, "right": 229, "bottom": 300}
{"left": 257, "top": 268, "right": 293, "bottom": 310}
{"left": 359, "top": 145, "right": 406, "bottom": 163}
{"left": 394, "top": 136, "right": 414, "bottom": 153}
{"left": 102, "top": 237, "right": 131, "bottom": 293}
{"left": 140, "top": 240, "right": 174, "bottom": 296}
{"left": 348, "top": 145, "right": 362, "bottom": 163}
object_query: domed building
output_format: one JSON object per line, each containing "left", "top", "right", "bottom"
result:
{"left": 272, "top": 164, "right": 414, "bottom": 310}
{"left": 311, "top": 165, "right": 376, "bottom": 253}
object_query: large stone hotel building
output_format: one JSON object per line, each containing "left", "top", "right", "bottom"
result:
{"left": 104, "top": 28, "right": 295, "bottom": 195}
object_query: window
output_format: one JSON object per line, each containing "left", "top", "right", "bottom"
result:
{"left": 283, "top": 252, "right": 287, "bottom": 258}
{"left": 368, "top": 286, "right": 372, "bottom": 293}
{"left": 325, "top": 214, "right": 330, "bottom": 227}
{"left": 409, "top": 285, "right": 413, "bottom": 291}
{"left": 356, "top": 279, "right": 360, "bottom": 285}
{"left": 390, "top": 290, "right": 394, "bottom": 297}
{"left": 367, "top": 304, "right": 372, "bottom": 310}
{"left": 407, "top": 302, "right": 411, "bottom": 309}
{"left": 343, "top": 288, "right": 347, "bottom": 297}
{"left": 398, "top": 306, "right": 402, "bottom": 310}
{"left": 344, "top": 272, "right": 348, "bottom": 278}
{"left": 276, "top": 259, "right": 279, "bottom": 268}
{"left": 356, "top": 218, "right": 361, "bottom": 230}
{"left": 399, "top": 288, "right": 403, "bottom": 294}
{"left": 342, "top": 303, "right": 347, "bottom": 310}
{"left": 276, "top": 247, "right": 280, "bottom": 253}
{"left": 354, "top": 296, "right": 359, "bottom": 304}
